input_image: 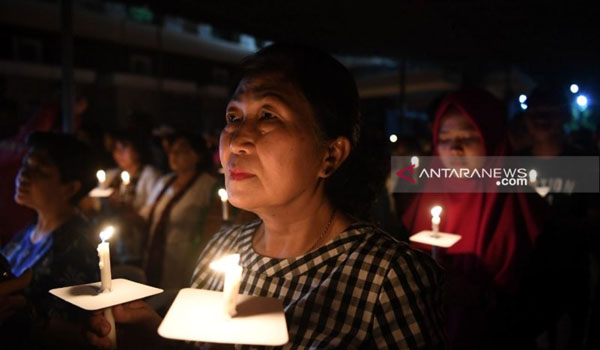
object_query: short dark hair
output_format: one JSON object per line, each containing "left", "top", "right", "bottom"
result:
{"left": 168, "top": 131, "right": 212, "bottom": 172}
{"left": 26, "top": 132, "right": 98, "bottom": 204}
{"left": 111, "top": 129, "right": 152, "bottom": 165}
{"left": 237, "top": 43, "right": 387, "bottom": 220}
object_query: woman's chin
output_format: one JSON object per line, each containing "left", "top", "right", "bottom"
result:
{"left": 14, "top": 194, "right": 33, "bottom": 208}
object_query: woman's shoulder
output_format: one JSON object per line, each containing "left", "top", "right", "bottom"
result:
{"left": 140, "top": 165, "right": 162, "bottom": 181}
{"left": 347, "top": 223, "right": 443, "bottom": 279}
{"left": 204, "top": 220, "right": 260, "bottom": 251}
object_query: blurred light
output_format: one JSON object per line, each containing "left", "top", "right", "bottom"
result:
{"left": 410, "top": 156, "right": 419, "bottom": 168}
{"left": 217, "top": 188, "right": 228, "bottom": 201}
{"left": 518, "top": 94, "right": 527, "bottom": 103}
{"left": 570, "top": 84, "right": 579, "bottom": 94}
{"left": 529, "top": 169, "right": 537, "bottom": 183}
{"left": 389, "top": 134, "right": 398, "bottom": 143}
{"left": 520, "top": 103, "right": 528, "bottom": 110}
{"left": 576, "top": 95, "right": 588, "bottom": 109}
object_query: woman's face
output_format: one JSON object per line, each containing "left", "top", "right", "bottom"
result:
{"left": 169, "top": 138, "right": 200, "bottom": 173}
{"left": 219, "top": 75, "right": 327, "bottom": 212}
{"left": 112, "top": 141, "right": 140, "bottom": 170}
{"left": 14, "top": 149, "right": 75, "bottom": 211}
{"left": 437, "top": 109, "right": 486, "bottom": 169}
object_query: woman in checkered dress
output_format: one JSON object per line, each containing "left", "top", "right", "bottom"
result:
{"left": 87, "top": 44, "right": 446, "bottom": 350}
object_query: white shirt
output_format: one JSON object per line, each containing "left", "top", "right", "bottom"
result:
{"left": 141, "top": 172, "right": 217, "bottom": 289}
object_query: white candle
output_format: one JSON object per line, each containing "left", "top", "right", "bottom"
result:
{"left": 97, "top": 226, "right": 114, "bottom": 292}
{"left": 218, "top": 188, "right": 229, "bottom": 222}
{"left": 210, "top": 254, "right": 242, "bottom": 317}
{"left": 411, "top": 156, "right": 420, "bottom": 169}
{"left": 529, "top": 169, "right": 538, "bottom": 185}
{"left": 96, "top": 170, "right": 106, "bottom": 186}
{"left": 430, "top": 206, "right": 442, "bottom": 238}
{"left": 120, "top": 171, "right": 130, "bottom": 186}
{"left": 97, "top": 226, "right": 117, "bottom": 347}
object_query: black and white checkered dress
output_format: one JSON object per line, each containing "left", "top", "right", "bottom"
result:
{"left": 191, "top": 220, "right": 446, "bottom": 350}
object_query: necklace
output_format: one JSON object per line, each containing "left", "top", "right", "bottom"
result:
{"left": 256, "top": 209, "right": 337, "bottom": 255}
{"left": 307, "top": 209, "right": 337, "bottom": 253}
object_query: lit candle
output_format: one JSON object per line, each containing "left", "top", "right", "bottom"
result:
{"left": 210, "top": 254, "right": 242, "bottom": 317}
{"left": 96, "top": 170, "right": 106, "bottom": 186}
{"left": 411, "top": 156, "right": 420, "bottom": 169}
{"left": 97, "top": 226, "right": 117, "bottom": 347}
{"left": 529, "top": 169, "right": 537, "bottom": 185}
{"left": 431, "top": 206, "right": 442, "bottom": 238}
{"left": 120, "top": 171, "right": 130, "bottom": 186}
{"left": 218, "top": 188, "right": 229, "bottom": 222}
{"left": 97, "top": 226, "right": 114, "bottom": 292}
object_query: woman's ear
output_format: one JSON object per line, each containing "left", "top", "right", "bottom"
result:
{"left": 319, "top": 136, "right": 351, "bottom": 178}
{"left": 62, "top": 181, "right": 82, "bottom": 203}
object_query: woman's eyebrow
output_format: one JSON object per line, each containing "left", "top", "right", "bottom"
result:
{"left": 231, "top": 85, "right": 290, "bottom": 105}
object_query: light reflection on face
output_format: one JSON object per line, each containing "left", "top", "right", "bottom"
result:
{"left": 219, "top": 74, "right": 326, "bottom": 212}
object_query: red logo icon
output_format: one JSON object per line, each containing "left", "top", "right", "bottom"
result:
{"left": 396, "top": 164, "right": 416, "bottom": 184}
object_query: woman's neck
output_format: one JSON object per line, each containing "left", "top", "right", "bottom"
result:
{"left": 253, "top": 198, "right": 352, "bottom": 258}
{"left": 32, "top": 205, "right": 77, "bottom": 243}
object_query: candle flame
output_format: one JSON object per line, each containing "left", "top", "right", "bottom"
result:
{"left": 431, "top": 205, "right": 442, "bottom": 217}
{"left": 100, "top": 226, "right": 115, "bottom": 242}
{"left": 529, "top": 169, "right": 537, "bottom": 183}
{"left": 96, "top": 170, "right": 106, "bottom": 183}
{"left": 210, "top": 254, "right": 240, "bottom": 272}
{"left": 218, "top": 188, "right": 228, "bottom": 202}
{"left": 410, "top": 156, "right": 419, "bottom": 168}
{"left": 121, "top": 171, "right": 130, "bottom": 185}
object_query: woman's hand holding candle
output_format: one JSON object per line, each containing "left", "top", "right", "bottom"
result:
{"left": 86, "top": 300, "right": 163, "bottom": 349}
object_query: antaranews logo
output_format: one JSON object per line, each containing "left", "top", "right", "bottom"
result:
{"left": 391, "top": 156, "right": 600, "bottom": 194}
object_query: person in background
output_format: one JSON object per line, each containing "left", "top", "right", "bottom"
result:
{"left": 103, "top": 130, "right": 161, "bottom": 211}
{"left": 87, "top": 43, "right": 446, "bottom": 350}
{"left": 140, "top": 132, "right": 218, "bottom": 293}
{"left": 521, "top": 85, "right": 583, "bottom": 157}
{"left": 100, "top": 130, "right": 161, "bottom": 264}
{"left": 403, "top": 88, "right": 548, "bottom": 350}
{"left": 0, "top": 132, "right": 99, "bottom": 349}
{"left": 518, "top": 85, "right": 600, "bottom": 350}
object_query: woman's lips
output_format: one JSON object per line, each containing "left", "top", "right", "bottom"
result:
{"left": 229, "top": 170, "right": 255, "bottom": 181}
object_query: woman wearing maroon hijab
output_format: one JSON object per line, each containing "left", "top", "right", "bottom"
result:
{"left": 403, "top": 88, "right": 548, "bottom": 349}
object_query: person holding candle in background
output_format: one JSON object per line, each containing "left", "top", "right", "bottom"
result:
{"left": 101, "top": 130, "right": 161, "bottom": 264}
{"left": 102, "top": 130, "right": 161, "bottom": 209}
{"left": 87, "top": 43, "right": 445, "bottom": 350}
{"left": 402, "top": 88, "right": 548, "bottom": 350}
{"left": 0, "top": 132, "right": 99, "bottom": 349}
{"left": 140, "top": 132, "right": 218, "bottom": 294}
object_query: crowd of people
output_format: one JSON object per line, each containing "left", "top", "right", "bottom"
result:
{"left": 0, "top": 43, "right": 598, "bottom": 350}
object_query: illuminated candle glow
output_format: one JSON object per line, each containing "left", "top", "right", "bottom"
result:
{"left": 120, "top": 171, "right": 130, "bottom": 186}
{"left": 97, "top": 226, "right": 117, "bottom": 347}
{"left": 430, "top": 206, "right": 442, "bottom": 238}
{"left": 96, "top": 169, "right": 106, "bottom": 185}
{"left": 411, "top": 156, "right": 420, "bottom": 169}
{"left": 218, "top": 188, "right": 229, "bottom": 222}
{"left": 210, "top": 254, "right": 242, "bottom": 317}
{"left": 529, "top": 169, "right": 537, "bottom": 184}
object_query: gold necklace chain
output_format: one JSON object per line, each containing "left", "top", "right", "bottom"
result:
{"left": 306, "top": 209, "right": 337, "bottom": 253}
{"left": 256, "top": 209, "right": 337, "bottom": 255}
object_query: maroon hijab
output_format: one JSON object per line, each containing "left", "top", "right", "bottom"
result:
{"left": 402, "top": 88, "right": 547, "bottom": 292}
